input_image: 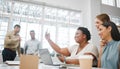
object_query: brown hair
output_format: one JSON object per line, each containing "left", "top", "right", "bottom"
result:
{"left": 96, "top": 13, "right": 110, "bottom": 23}
{"left": 14, "top": 24, "right": 21, "bottom": 28}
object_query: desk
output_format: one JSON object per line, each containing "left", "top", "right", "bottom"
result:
{"left": 0, "top": 63, "right": 106, "bottom": 69}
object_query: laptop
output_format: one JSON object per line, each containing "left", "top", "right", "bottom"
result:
{"left": 39, "top": 49, "right": 79, "bottom": 67}
{"left": 39, "top": 49, "right": 61, "bottom": 66}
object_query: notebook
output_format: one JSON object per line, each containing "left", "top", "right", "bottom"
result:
{"left": 5, "top": 61, "right": 20, "bottom": 65}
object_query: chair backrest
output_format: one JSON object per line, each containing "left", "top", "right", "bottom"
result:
{"left": 20, "top": 55, "right": 39, "bottom": 69}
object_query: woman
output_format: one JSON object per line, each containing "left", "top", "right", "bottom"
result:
{"left": 45, "top": 27, "right": 98, "bottom": 65}
{"left": 98, "top": 22, "right": 120, "bottom": 69}
{"left": 95, "top": 13, "right": 110, "bottom": 29}
{"left": 95, "top": 13, "right": 111, "bottom": 67}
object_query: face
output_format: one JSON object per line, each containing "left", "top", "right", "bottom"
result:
{"left": 98, "top": 25, "right": 111, "bottom": 40}
{"left": 30, "top": 32, "right": 35, "bottom": 39}
{"left": 95, "top": 18, "right": 103, "bottom": 29}
{"left": 74, "top": 30, "right": 86, "bottom": 43}
{"left": 14, "top": 26, "right": 20, "bottom": 33}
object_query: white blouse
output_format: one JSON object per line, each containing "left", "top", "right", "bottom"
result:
{"left": 67, "top": 43, "right": 98, "bottom": 59}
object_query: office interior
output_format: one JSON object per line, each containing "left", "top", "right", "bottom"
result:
{"left": 0, "top": 0, "right": 120, "bottom": 61}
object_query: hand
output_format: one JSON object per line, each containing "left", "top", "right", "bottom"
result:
{"left": 100, "top": 40, "right": 107, "bottom": 47}
{"left": 34, "top": 52, "right": 38, "bottom": 56}
{"left": 18, "top": 37, "right": 21, "bottom": 41}
{"left": 99, "top": 40, "right": 107, "bottom": 59}
{"left": 17, "top": 36, "right": 21, "bottom": 41}
{"left": 45, "top": 32, "right": 50, "bottom": 40}
{"left": 57, "top": 55, "right": 65, "bottom": 62}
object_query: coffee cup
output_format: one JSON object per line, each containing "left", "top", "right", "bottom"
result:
{"left": 79, "top": 55, "right": 93, "bottom": 69}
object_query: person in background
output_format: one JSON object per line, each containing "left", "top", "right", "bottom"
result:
{"left": 45, "top": 27, "right": 98, "bottom": 65}
{"left": 95, "top": 13, "right": 111, "bottom": 67}
{"left": 24, "top": 30, "right": 41, "bottom": 55}
{"left": 95, "top": 13, "right": 111, "bottom": 29}
{"left": 2, "top": 24, "right": 21, "bottom": 62}
{"left": 98, "top": 22, "right": 120, "bottom": 69}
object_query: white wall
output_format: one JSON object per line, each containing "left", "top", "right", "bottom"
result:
{"left": 90, "top": 0, "right": 101, "bottom": 48}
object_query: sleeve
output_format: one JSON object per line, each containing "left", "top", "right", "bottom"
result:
{"left": 35, "top": 41, "right": 41, "bottom": 53}
{"left": 4, "top": 32, "right": 18, "bottom": 45}
{"left": 85, "top": 44, "right": 99, "bottom": 58}
{"left": 67, "top": 45, "right": 76, "bottom": 53}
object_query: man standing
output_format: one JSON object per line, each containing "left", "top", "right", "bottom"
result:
{"left": 2, "top": 24, "right": 21, "bottom": 62}
{"left": 24, "top": 30, "right": 41, "bottom": 55}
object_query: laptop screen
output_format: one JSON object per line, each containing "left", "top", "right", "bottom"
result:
{"left": 39, "top": 49, "right": 53, "bottom": 65}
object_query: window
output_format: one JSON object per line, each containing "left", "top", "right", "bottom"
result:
{"left": 0, "top": 0, "right": 11, "bottom": 13}
{"left": 102, "top": 0, "right": 115, "bottom": 6}
{"left": 102, "top": 0, "right": 120, "bottom": 8}
{"left": 0, "top": 1, "right": 82, "bottom": 53}
{"left": 57, "top": 9, "right": 69, "bottom": 23}
{"left": 57, "top": 26, "right": 69, "bottom": 48}
{"left": 117, "top": 0, "right": 120, "bottom": 7}
{"left": 0, "top": 17, "right": 8, "bottom": 50}
{"left": 13, "top": 2, "right": 43, "bottom": 18}
{"left": 42, "top": 25, "right": 56, "bottom": 53}
{"left": 12, "top": 18, "right": 42, "bottom": 48}
{"left": 70, "top": 11, "right": 81, "bottom": 25}
{"left": 44, "top": 7, "right": 57, "bottom": 21}
{"left": 110, "top": 15, "right": 120, "bottom": 26}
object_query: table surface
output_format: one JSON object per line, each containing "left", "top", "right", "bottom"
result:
{"left": 0, "top": 63, "right": 106, "bottom": 69}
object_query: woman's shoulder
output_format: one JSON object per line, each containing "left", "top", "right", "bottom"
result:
{"left": 87, "top": 43, "right": 96, "bottom": 47}
{"left": 114, "top": 40, "right": 120, "bottom": 47}
{"left": 67, "top": 44, "right": 79, "bottom": 53}
{"left": 70, "top": 44, "right": 79, "bottom": 47}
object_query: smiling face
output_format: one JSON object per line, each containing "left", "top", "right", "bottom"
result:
{"left": 95, "top": 18, "right": 103, "bottom": 29}
{"left": 74, "top": 30, "right": 86, "bottom": 43}
{"left": 98, "top": 25, "right": 111, "bottom": 41}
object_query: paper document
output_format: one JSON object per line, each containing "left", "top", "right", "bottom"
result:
{"left": 5, "top": 61, "right": 20, "bottom": 65}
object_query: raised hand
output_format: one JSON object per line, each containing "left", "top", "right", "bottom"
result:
{"left": 45, "top": 32, "right": 50, "bottom": 40}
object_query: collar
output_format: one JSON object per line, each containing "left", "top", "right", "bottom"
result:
{"left": 106, "top": 40, "right": 115, "bottom": 46}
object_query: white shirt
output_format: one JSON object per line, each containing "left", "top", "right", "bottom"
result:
{"left": 24, "top": 39, "right": 41, "bottom": 55}
{"left": 67, "top": 43, "right": 98, "bottom": 59}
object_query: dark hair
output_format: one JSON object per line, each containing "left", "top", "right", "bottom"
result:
{"left": 30, "top": 30, "right": 35, "bottom": 34}
{"left": 102, "top": 22, "right": 120, "bottom": 41}
{"left": 30, "top": 30, "right": 35, "bottom": 33}
{"left": 14, "top": 24, "right": 21, "bottom": 28}
{"left": 96, "top": 13, "right": 110, "bottom": 23}
{"left": 77, "top": 27, "right": 91, "bottom": 41}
